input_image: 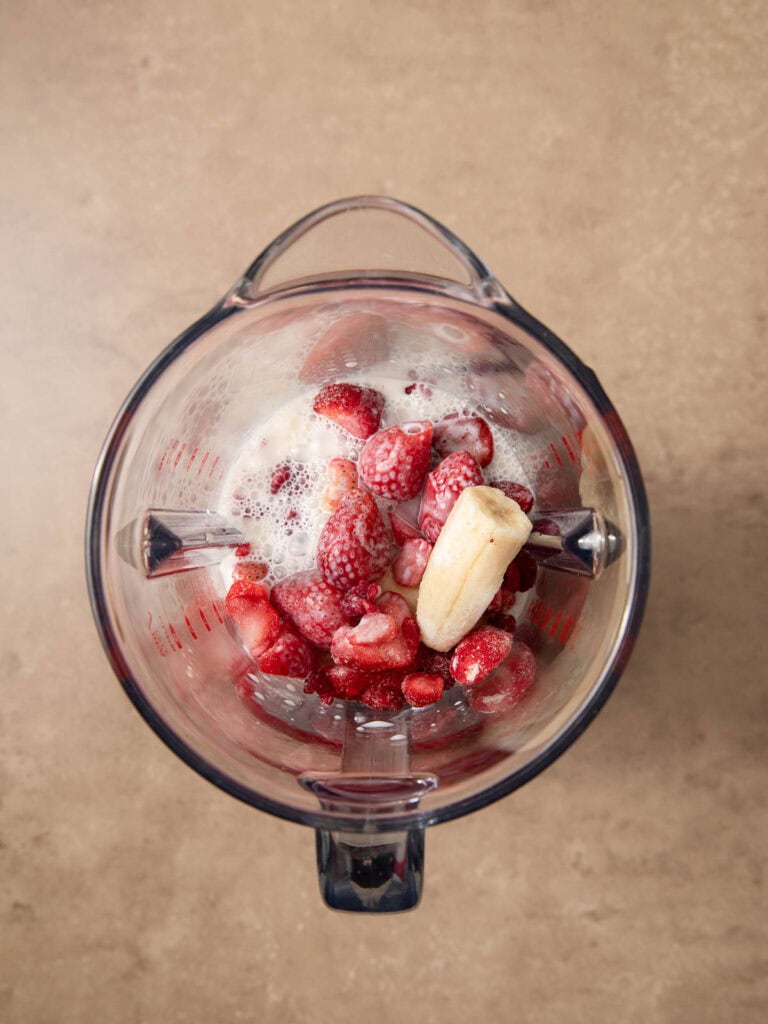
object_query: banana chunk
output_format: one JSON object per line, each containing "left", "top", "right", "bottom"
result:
{"left": 416, "top": 486, "right": 532, "bottom": 652}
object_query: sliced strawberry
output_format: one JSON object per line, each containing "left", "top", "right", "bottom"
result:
{"left": 433, "top": 413, "right": 494, "bottom": 467}
{"left": 317, "top": 489, "right": 391, "bottom": 590}
{"left": 348, "top": 611, "right": 398, "bottom": 645}
{"left": 358, "top": 421, "right": 433, "bottom": 501}
{"left": 224, "top": 579, "right": 281, "bottom": 659}
{"left": 312, "top": 382, "right": 384, "bottom": 440}
{"left": 331, "top": 592, "right": 420, "bottom": 670}
{"left": 321, "top": 457, "right": 358, "bottom": 512}
{"left": 258, "top": 624, "right": 316, "bottom": 679}
{"left": 388, "top": 509, "right": 423, "bottom": 545}
{"left": 513, "top": 550, "right": 538, "bottom": 593}
{"left": 490, "top": 480, "right": 535, "bottom": 515}
{"left": 467, "top": 641, "right": 536, "bottom": 713}
{"left": 450, "top": 626, "right": 514, "bottom": 687}
{"left": 232, "top": 560, "right": 269, "bottom": 584}
{"left": 402, "top": 672, "right": 444, "bottom": 708}
{"left": 339, "top": 580, "right": 381, "bottom": 620}
{"left": 418, "top": 450, "right": 485, "bottom": 543}
{"left": 392, "top": 537, "right": 433, "bottom": 588}
{"left": 271, "top": 570, "right": 349, "bottom": 649}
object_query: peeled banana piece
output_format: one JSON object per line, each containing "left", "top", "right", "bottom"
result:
{"left": 416, "top": 486, "right": 532, "bottom": 652}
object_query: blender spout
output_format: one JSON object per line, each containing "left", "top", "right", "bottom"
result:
{"left": 315, "top": 826, "right": 424, "bottom": 913}
{"left": 116, "top": 508, "right": 245, "bottom": 577}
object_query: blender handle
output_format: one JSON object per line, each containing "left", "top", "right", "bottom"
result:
{"left": 229, "top": 195, "right": 506, "bottom": 303}
{"left": 315, "top": 826, "right": 425, "bottom": 913}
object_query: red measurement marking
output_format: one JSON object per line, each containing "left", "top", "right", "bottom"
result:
{"left": 186, "top": 447, "right": 199, "bottom": 473}
{"left": 543, "top": 459, "right": 551, "bottom": 470}
{"left": 157, "top": 438, "right": 178, "bottom": 472}
{"left": 562, "top": 435, "right": 576, "bottom": 462}
{"left": 208, "top": 455, "right": 220, "bottom": 479}
{"left": 197, "top": 451, "right": 210, "bottom": 478}
{"left": 539, "top": 606, "right": 551, "bottom": 628}
{"left": 560, "top": 615, "right": 574, "bottom": 645}
{"left": 211, "top": 601, "right": 224, "bottom": 624}
{"left": 184, "top": 615, "right": 198, "bottom": 641}
{"left": 172, "top": 444, "right": 187, "bottom": 470}
{"left": 550, "top": 442, "right": 562, "bottom": 466}
{"left": 198, "top": 607, "right": 212, "bottom": 631}
{"left": 168, "top": 624, "right": 183, "bottom": 650}
{"left": 549, "top": 610, "right": 562, "bottom": 637}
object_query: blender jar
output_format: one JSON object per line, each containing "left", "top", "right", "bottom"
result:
{"left": 86, "top": 196, "right": 650, "bottom": 912}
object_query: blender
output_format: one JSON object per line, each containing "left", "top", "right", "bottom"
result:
{"left": 86, "top": 196, "right": 650, "bottom": 912}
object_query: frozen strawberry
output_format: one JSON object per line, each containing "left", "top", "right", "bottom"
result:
{"left": 270, "top": 462, "right": 291, "bottom": 494}
{"left": 258, "top": 624, "right": 316, "bottom": 679}
{"left": 339, "top": 581, "right": 381, "bottom": 620}
{"left": 490, "top": 480, "right": 535, "bottom": 514}
{"left": 402, "top": 672, "right": 444, "bottom": 708}
{"left": 348, "top": 611, "right": 398, "bottom": 645}
{"left": 467, "top": 641, "right": 536, "bottom": 713}
{"left": 513, "top": 550, "right": 538, "bottom": 593}
{"left": 331, "top": 592, "right": 420, "bottom": 670}
{"left": 232, "top": 560, "right": 269, "bottom": 584}
{"left": 433, "top": 414, "right": 494, "bottom": 467}
{"left": 321, "top": 457, "right": 358, "bottom": 512}
{"left": 234, "top": 542, "right": 251, "bottom": 558}
{"left": 271, "top": 570, "right": 349, "bottom": 649}
{"left": 323, "top": 664, "right": 371, "bottom": 700}
{"left": 360, "top": 673, "right": 407, "bottom": 711}
{"left": 224, "top": 579, "right": 281, "bottom": 659}
{"left": 450, "top": 626, "right": 514, "bottom": 687}
{"left": 358, "top": 421, "right": 433, "bottom": 501}
{"left": 317, "top": 490, "right": 391, "bottom": 590}
{"left": 312, "top": 383, "right": 384, "bottom": 440}
{"left": 303, "top": 669, "right": 336, "bottom": 705}
{"left": 418, "top": 450, "right": 485, "bottom": 543}
{"left": 388, "top": 509, "right": 423, "bottom": 545}
{"left": 392, "top": 537, "right": 433, "bottom": 588}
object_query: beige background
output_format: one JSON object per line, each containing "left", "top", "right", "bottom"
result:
{"left": 2, "top": 1, "right": 767, "bottom": 1021}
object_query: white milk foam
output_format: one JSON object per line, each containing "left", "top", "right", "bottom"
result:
{"left": 219, "top": 374, "right": 532, "bottom": 587}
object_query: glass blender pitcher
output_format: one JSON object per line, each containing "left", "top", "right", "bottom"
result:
{"left": 86, "top": 196, "right": 650, "bottom": 912}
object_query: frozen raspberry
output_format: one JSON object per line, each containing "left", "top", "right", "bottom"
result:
{"left": 312, "top": 383, "right": 384, "bottom": 440}
{"left": 392, "top": 537, "right": 433, "bottom": 588}
{"left": 234, "top": 542, "right": 251, "bottom": 558}
{"left": 402, "top": 672, "right": 444, "bottom": 708}
{"left": 467, "top": 641, "right": 536, "bottom": 714}
{"left": 331, "top": 592, "right": 420, "bottom": 670}
{"left": 270, "top": 462, "right": 292, "bottom": 494}
{"left": 487, "top": 586, "right": 517, "bottom": 615}
{"left": 317, "top": 490, "right": 391, "bottom": 590}
{"left": 224, "top": 579, "right": 281, "bottom": 659}
{"left": 404, "top": 381, "right": 432, "bottom": 398}
{"left": 258, "top": 624, "right": 316, "bottom": 679}
{"left": 433, "top": 414, "right": 494, "bottom": 467}
{"left": 450, "top": 626, "right": 514, "bottom": 687}
{"left": 271, "top": 570, "right": 349, "bottom": 649}
{"left": 303, "top": 669, "right": 337, "bottom": 705}
{"left": 339, "top": 581, "right": 381, "bottom": 620}
{"left": 418, "top": 450, "right": 485, "bottom": 543}
{"left": 232, "top": 560, "right": 269, "bottom": 584}
{"left": 358, "top": 421, "right": 433, "bottom": 501}
{"left": 321, "top": 457, "right": 358, "bottom": 512}
{"left": 360, "top": 673, "right": 407, "bottom": 711}
{"left": 488, "top": 613, "right": 517, "bottom": 634}
{"left": 513, "top": 550, "right": 538, "bottom": 593}
{"left": 414, "top": 645, "right": 454, "bottom": 687}
{"left": 490, "top": 480, "right": 535, "bottom": 514}
{"left": 388, "top": 509, "right": 423, "bottom": 545}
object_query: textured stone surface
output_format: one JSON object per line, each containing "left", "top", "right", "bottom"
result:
{"left": 1, "top": 1, "right": 766, "bottom": 1021}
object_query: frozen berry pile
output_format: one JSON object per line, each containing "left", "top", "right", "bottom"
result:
{"left": 226, "top": 382, "right": 540, "bottom": 714}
